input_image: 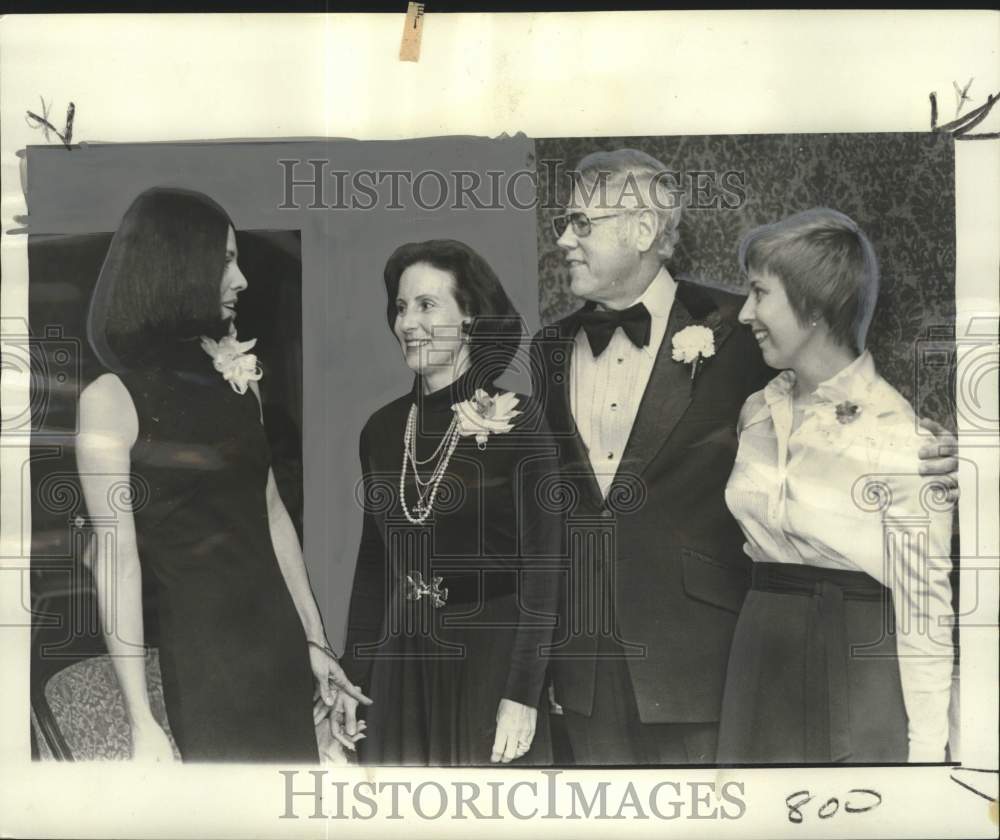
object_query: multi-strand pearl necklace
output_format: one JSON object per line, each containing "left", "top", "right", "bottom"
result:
{"left": 399, "top": 404, "right": 461, "bottom": 524}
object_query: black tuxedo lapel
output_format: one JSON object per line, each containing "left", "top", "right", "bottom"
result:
{"left": 616, "top": 280, "right": 735, "bottom": 481}
{"left": 546, "top": 281, "right": 736, "bottom": 505}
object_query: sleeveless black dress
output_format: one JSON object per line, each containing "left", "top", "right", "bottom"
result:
{"left": 118, "top": 342, "right": 318, "bottom": 763}
{"left": 343, "top": 371, "right": 563, "bottom": 766}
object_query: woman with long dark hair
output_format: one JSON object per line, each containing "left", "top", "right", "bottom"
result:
{"left": 338, "top": 239, "right": 562, "bottom": 765}
{"left": 76, "top": 187, "right": 368, "bottom": 762}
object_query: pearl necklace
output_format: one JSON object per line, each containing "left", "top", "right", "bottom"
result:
{"left": 400, "top": 404, "right": 461, "bottom": 524}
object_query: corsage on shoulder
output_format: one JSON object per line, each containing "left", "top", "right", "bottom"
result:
{"left": 200, "top": 324, "right": 263, "bottom": 394}
{"left": 835, "top": 400, "right": 862, "bottom": 425}
{"left": 451, "top": 389, "right": 520, "bottom": 450}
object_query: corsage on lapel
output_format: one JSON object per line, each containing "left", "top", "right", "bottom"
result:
{"left": 451, "top": 389, "right": 520, "bottom": 450}
{"left": 671, "top": 311, "right": 723, "bottom": 395}
{"left": 200, "top": 324, "right": 263, "bottom": 394}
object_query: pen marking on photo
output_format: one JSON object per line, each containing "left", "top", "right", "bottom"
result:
{"left": 929, "top": 86, "right": 999, "bottom": 140}
{"left": 24, "top": 97, "right": 75, "bottom": 149}
{"left": 949, "top": 767, "right": 999, "bottom": 805}
{"left": 954, "top": 78, "right": 975, "bottom": 118}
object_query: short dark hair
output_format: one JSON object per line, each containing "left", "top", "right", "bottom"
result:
{"left": 383, "top": 239, "right": 524, "bottom": 381}
{"left": 87, "top": 187, "right": 234, "bottom": 371}
{"left": 738, "top": 207, "right": 880, "bottom": 352}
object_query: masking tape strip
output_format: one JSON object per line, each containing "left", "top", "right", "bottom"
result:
{"left": 399, "top": 3, "right": 425, "bottom": 63}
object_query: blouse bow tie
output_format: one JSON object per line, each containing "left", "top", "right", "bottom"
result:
{"left": 576, "top": 301, "right": 652, "bottom": 358}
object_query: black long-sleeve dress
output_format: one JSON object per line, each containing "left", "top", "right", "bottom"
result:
{"left": 343, "top": 371, "right": 563, "bottom": 765}
{"left": 116, "top": 342, "right": 318, "bottom": 762}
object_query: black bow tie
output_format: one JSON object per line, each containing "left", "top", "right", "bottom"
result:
{"left": 576, "top": 302, "right": 652, "bottom": 358}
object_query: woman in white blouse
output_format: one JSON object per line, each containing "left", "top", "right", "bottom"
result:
{"left": 717, "top": 208, "right": 955, "bottom": 763}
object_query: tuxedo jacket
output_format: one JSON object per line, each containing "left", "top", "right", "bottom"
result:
{"left": 529, "top": 279, "right": 772, "bottom": 724}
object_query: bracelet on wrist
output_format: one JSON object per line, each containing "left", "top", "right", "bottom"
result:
{"left": 307, "top": 639, "right": 339, "bottom": 660}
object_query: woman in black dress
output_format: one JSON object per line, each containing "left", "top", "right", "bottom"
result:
{"left": 339, "top": 240, "right": 562, "bottom": 765}
{"left": 76, "top": 187, "right": 367, "bottom": 762}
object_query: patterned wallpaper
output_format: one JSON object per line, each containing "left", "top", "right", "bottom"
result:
{"left": 534, "top": 133, "right": 956, "bottom": 428}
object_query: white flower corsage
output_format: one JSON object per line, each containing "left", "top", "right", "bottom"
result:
{"left": 200, "top": 324, "right": 263, "bottom": 394}
{"left": 671, "top": 324, "right": 716, "bottom": 385}
{"left": 451, "top": 388, "right": 520, "bottom": 450}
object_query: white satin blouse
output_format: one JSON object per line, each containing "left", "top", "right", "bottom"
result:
{"left": 724, "top": 351, "right": 955, "bottom": 761}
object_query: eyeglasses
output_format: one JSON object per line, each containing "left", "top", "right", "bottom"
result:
{"left": 551, "top": 211, "right": 626, "bottom": 239}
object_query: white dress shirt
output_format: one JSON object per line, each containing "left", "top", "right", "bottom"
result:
{"left": 724, "top": 351, "right": 954, "bottom": 761}
{"left": 569, "top": 266, "right": 678, "bottom": 497}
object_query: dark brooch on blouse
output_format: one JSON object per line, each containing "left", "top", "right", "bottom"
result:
{"left": 835, "top": 400, "right": 862, "bottom": 425}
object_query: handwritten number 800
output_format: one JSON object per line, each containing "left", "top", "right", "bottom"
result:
{"left": 786, "top": 789, "right": 882, "bottom": 823}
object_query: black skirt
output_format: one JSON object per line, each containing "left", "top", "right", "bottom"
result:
{"left": 717, "top": 562, "right": 907, "bottom": 764}
{"left": 358, "top": 588, "right": 552, "bottom": 766}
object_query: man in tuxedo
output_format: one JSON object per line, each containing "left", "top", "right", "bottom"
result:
{"left": 530, "top": 148, "right": 956, "bottom": 765}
